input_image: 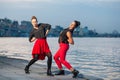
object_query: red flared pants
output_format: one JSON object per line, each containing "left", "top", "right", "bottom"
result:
{"left": 54, "top": 43, "right": 72, "bottom": 70}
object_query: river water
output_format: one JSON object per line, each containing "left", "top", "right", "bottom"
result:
{"left": 0, "top": 37, "right": 120, "bottom": 80}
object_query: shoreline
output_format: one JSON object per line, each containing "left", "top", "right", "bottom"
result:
{"left": 0, "top": 56, "right": 104, "bottom": 80}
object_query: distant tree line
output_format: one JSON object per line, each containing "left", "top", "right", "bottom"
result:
{"left": 0, "top": 18, "right": 120, "bottom": 37}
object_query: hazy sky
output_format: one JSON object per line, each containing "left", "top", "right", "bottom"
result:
{"left": 0, "top": 0, "right": 120, "bottom": 33}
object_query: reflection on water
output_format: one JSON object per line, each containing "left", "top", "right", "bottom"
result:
{"left": 0, "top": 37, "right": 120, "bottom": 80}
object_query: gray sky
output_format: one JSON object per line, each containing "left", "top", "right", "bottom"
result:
{"left": 0, "top": 0, "right": 120, "bottom": 33}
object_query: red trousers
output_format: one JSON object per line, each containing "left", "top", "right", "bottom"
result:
{"left": 54, "top": 43, "right": 72, "bottom": 70}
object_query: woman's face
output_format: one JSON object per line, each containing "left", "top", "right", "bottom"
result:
{"left": 31, "top": 19, "right": 38, "bottom": 27}
{"left": 70, "top": 21, "right": 76, "bottom": 29}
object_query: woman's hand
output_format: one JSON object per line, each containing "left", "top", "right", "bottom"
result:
{"left": 30, "top": 37, "right": 36, "bottom": 42}
{"left": 45, "top": 30, "right": 50, "bottom": 36}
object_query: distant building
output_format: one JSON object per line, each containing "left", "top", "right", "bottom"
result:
{"left": 73, "top": 26, "right": 81, "bottom": 37}
{"left": 83, "top": 26, "right": 89, "bottom": 36}
{"left": 79, "top": 27, "right": 84, "bottom": 37}
{"left": 112, "top": 30, "right": 119, "bottom": 37}
{"left": 19, "top": 21, "right": 32, "bottom": 37}
{"left": 48, "top": 25, "right": 63, "bottom": 37}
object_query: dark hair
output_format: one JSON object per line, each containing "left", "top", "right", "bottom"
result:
{"left": 31, "top": 16, "right": 38, "bottom": 22}
{"left": 74, "top": 20, "right": 80, "bottom": 27}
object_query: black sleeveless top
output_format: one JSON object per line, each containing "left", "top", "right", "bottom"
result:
{"left": 58, "top": 28, "right": 73, "bottom": 44}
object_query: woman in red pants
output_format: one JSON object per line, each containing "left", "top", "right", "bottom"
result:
{"left": 24, "top": 16, "right": 53, "bottom": 76}
{"left": 54, "top": 20, "right": 80, "bottom": 78}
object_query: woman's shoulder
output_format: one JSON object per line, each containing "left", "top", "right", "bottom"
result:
{"left": 38, "top": 23, "right": 42, "bottom": 26}
{"left": 38, "top": 23, "right": 45, "bottom": 28}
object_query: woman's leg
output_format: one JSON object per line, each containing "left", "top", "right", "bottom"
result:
{"left": 59, "top": 45, "right": 73, "bottom": 70}
{"left": 59, "top": 46, "right": 79, "bottom": 78}
{"left": 59, "top": 48, "right": 79, "bottom": 78}
{"left": 54, "top": 49, "right": 63, "bottom": 70}
{"left": 46, "top": 52, "right": 54, "bottom": 76}
{"left": 54, "top": 47, "right": 66, "bottom": 75}
{"left": 25, "top": 54, "right": 39, "bottom": 74}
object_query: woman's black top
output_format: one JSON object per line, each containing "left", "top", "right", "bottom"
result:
{"left": 29, "top": 23, "right": 51, "bottom": 42}
{"left": 58, "top": 28, "right": 73, "bottom": 44}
